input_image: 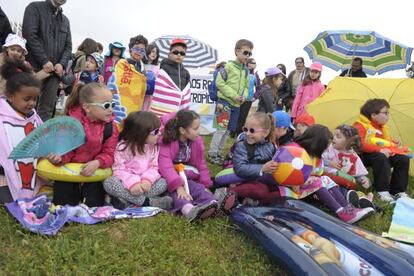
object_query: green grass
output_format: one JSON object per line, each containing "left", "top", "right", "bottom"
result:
{"left": 0, "top": 136, "right": 412, "bottom": 275}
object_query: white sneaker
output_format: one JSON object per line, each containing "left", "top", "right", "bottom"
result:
{"left": 395, "top": 192, "right": 411, "bottom": 199}
{"left": 377, "top": 191, "right": 395, "bottom": 202}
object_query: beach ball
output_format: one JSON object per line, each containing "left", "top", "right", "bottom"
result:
{"left": 272, "top": 146, "right": 313, "bottom": 186}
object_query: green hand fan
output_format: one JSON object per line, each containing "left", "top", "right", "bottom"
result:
{"left": 9, "top": 116, "right": 85, "bottom": 160}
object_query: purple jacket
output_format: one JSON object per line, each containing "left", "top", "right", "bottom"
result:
{"left": 158, "top": 136, "right": 212, "bottom": 193}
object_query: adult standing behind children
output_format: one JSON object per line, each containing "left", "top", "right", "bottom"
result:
{"left": 286, "top": 57, "right": 310, "bottom": 107}
{"left": 22, "top": 0, "right": 72, "bottom": 121}
{"left": 339, "top": 57, "right": 367, "bottom": 78}
{"left": 207, "top": 39, "right": 252, "bottom": 165}
{"left": 0, "top": 7, "right": 12, "bottom": 45}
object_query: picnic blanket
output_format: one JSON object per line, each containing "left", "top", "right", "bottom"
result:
{"left": 382, "top": 197, "right": 414, "bottom": 244}
{"left": 5, "top": 194, "right": 163, "bottom": 235}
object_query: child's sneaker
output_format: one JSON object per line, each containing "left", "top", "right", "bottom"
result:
{"left": 377, "top": 191, "right": 395, "bottom": 203}
{"left": 358, "top": 197, "right": 376, "bottom": 209}
{"left": 394, "top": 192, "right": 411, "bottom": 200}
{"left": 346, "top": 190, "right": 360, "bottom": 207}
{"left": 214, "top": 188, "right": 237, "bottom": 215}
{"left": 186, "top": 201, "right": 218, "bottom": 223}
{"left": 109, "top": 196, "right": 129, "bottom": 210}
{"left": 149, "top": 196, "right": 173, "bottom": 210}
{"left": 337, "top": 204, "right": 375, "bottom": 224}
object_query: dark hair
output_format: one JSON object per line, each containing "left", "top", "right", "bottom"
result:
{"left": 143, "top": 44, "right": 160, "bottom": 65}
{"left": 1, "top": 60, "right": 40, "bottom": 96}
{"left": 295, "top": 57, "right": 305, "bottom": 64}
{"left": 64, "top": 82, "right": 108, "bottom": 114}
{"left": 353, "top": 57, "right": 363, "bottom": 65}
{"left": 295, "top": 124, "right": 332, "bottom": 158}
{"left": 162, "top": 110, "right": 200, "bottom": 144}
{"left": 128, "top": 35, "right": 148, "bottom": 49}
{"left": 276, "top": 63, "right": 287, "bottom": 75}
{"left": 77, "top": 38, "right": 98, "bottom": 55}
{"left": 248, "top": 112, "right": 275, "bottom": 141}
{"left": 97, "top": 42, "right": 103, "bottom": 52}
{"left": 235, "top": 39, "right": 254, "bottom": 52}
{"left": 335, "top": 125, "right": 362, "bottom": 151}
{"left": 118, "top": 111, "right": 161, "bottom": 155}
{"left": 360, "top": 98, "right": 390, "bottom": 119}
{"left": 302, "top": 70, "right": 321, "bottom": 86}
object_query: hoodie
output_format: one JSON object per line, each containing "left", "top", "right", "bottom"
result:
{"left": 159, "top": 58, "right": 190, "bottom": 91}
{"left": 0, "top": 97, "right": 43, "bottom": 200}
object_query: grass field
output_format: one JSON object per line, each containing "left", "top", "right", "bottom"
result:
{"left": 0, "top": 136, "right": 412, "bottom": 275}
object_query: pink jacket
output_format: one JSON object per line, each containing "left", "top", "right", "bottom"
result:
{"left": 62, "top": 106, "right": 118, "bottom": 168}
{"left": 158, "top": 136, "right": 212, "bottom": 193}
{"left": 112, "top": 142, "right": 160, "bottom": 190}
{"left": 291, "top": 80, "right": 324, "bottom": 118}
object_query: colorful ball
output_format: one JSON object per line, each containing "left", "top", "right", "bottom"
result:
{"left": 272, "top": 146, "right": 313, "bottom": 186}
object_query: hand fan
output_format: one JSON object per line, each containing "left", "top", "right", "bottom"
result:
{"left": 9, "top": 116, "right": 85, "bottom": 159}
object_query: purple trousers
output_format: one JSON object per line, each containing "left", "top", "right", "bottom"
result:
{"left": 170, "top": 180, "right": 215, "bottom": 213}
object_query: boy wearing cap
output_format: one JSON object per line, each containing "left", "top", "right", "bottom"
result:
{"left": 257, "top": 67, "right": 285, "bottom": 114}
{"left": 208, "top": 39, "right": 253, "bottom": 165}
{"left": 149, "top": 39, "right": 191, "bottom": 117}
{"left": 272, "top": 110, "right": 296, "bottom": 146}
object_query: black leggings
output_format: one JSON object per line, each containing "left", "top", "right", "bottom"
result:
{"left": 53, "top": 181, "right": 105, "bottom": 207}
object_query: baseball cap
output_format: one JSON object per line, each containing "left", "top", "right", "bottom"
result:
{"left": 294, "top": 114, "right": 315, "bottom": 127}
{"left": 272, "top": 111, "right": 295, "bottom": 130}
{"left": 310, "top": 62, "right": 323, "bottom": 72}
{"left": 170, "top": 38, "right": 187, "bottom": 50}
{"left": 265, "top": 67, "right": 285, "bottom": 77}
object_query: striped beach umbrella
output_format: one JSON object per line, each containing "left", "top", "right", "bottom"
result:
{"left": 153, "top": 35, "right": 218, "bottom": 68}
{"left": 304, "top": 30, "right": 413, "bottom": 75}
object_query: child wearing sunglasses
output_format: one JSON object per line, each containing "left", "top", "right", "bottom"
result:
{"left": 103, "top": 111, "right": 173, "bottom": 210}
{"left": 48, "top": 83, "right": 119, "bottom": 207}
{"left": 149, "top": 39, "right": 191, "bottom": 117}
{"left": 208, "top": 39, "right": 253, "bottom": 165}
{"left": 278, "top": 125, "right": 374, "bottom": 224}
{"left": 158, "top": 110, "right": 236, "bottom": 222}
{"left": 230, "top": 112, "right": 280, "bottom": 206}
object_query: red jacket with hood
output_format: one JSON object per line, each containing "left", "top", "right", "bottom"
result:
{"left": 61, "top": 106, "right": 118, "bottom": 168}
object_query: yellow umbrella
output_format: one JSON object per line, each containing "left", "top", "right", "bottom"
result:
{"left": 306, "top": 77, "right": 414, "bottom": 174}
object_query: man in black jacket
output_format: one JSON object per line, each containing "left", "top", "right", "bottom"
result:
{"left": 0, "top": 7, "right": 12, "bottom": 45}
{"left": 339, "top": 57, "right": 367, "bottom": 78}
{"left": 22, "top": 0, "right": 72, "bottom": 121}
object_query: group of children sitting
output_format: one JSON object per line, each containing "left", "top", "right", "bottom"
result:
{"left": 0, "top": 35, "right": 411, "bottom": 225}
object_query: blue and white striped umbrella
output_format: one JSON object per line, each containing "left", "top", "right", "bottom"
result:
{"left": 304, "top": 30, "right": 413, "bottom": 75}
{"left": 153, "top": 35, "right": 218, "bottom": 68}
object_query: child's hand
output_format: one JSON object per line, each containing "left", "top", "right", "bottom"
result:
{"left": 130, "top": 184, "right": 144, "bottom": 196}
{"left": 47, "top": 153, "right": 62, "bottom": 165}
{"left": 329, "top": 161, "right": 341, "bottom": 170}
{"left": 392, "top": 138, "right": 402, "bottom": 147}
{"left": 379, "top": 148, "right": 392, "bottom": 158}
{"left": 80, "top": 160, "right": 100, "bottom": 176}
{"left": 360, "top": 176, "right": 371, "bottom": 189}
{"left": 177, "top": 186, "right": 193, "bottom": 201}
{"left": 262, "top": 160, "right": 279, "bottom": 174}
{"left": 140, "top": 180, "right": 152, "bottom": 193}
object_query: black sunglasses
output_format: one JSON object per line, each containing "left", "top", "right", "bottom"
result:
{"left": 242, "top": 51, "right": 252, "bottom": 57}
{"left": 150, "top": 128, "right": 160, "bottom": 135}
{"left": 242, "top": 126, "right": 264, "bottom": 134}
{"left": 172, "top": 50, "right": 186, "bottom": 56}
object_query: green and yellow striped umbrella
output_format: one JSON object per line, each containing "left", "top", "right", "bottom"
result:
{"left": 304, "top": 30, "right": 413, "bottom": 75}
